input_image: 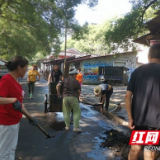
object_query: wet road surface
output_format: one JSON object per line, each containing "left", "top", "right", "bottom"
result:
{"left": 16, "top": 76, "right": 129, "bottom": 160}
{"left": 80, "top": 85, "right": 128, "bottom": 121}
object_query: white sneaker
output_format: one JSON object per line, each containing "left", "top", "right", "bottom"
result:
{"left": 73, "top": 128, "right": 82, "bottom": 133}
{"left": 65, "top": 127, "right": 69, "bottom": 131}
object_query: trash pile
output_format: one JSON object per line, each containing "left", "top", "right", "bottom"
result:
{"left": 100, "top": 129, "right": 143, "bottom": 160}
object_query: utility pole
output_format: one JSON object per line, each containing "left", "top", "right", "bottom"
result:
{"left": 63, "top": 26, "right": 67, "bottom": 78}
{"left": 63, "top": 8, "right": 72, "bottom": 78}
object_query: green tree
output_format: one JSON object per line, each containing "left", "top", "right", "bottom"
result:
{"left": 105, "top": 0, "right": 159, "bottom": 53}
{"left": 61, "top": 21, "right": 112, "bottom": 55}
{"left": 0, "top": 0, "right": 98, "bottom": 60}
{"left": 0, "top": 0, "right": 59, "bottom": 59}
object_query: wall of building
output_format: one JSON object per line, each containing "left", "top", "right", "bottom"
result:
{"left": 79, "top": 53, "right": 137, "bottom": 84}
{"left": 136, "top": 62, "right": 143, "bottom": 68}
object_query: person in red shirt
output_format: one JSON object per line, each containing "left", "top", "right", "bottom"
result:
{"left": 0, "top": 56, "right": 37, "bottom": 160}
{"left": 76, "top": 69, "right": 83, "bottom": 86}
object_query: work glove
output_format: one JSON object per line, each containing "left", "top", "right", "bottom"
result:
{"left": 13, "top": 99, "right": 22, "bottom": 111}
{"left": 29, "top": 116, "right": 38, "bottom": 126}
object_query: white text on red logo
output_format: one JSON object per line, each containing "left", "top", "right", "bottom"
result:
{"left": 129, "top": 131, "right": 160, "bottom": 145}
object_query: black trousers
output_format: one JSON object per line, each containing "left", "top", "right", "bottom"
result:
{"left": 28, "top": 81, "right": 35, "bottom": 94}
{"left": 101, "top": 87, "right": 113, "bottom": 111}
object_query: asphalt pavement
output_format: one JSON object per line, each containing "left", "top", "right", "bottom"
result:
{"left": 16, "top": 75, "right": 129, "bottom": 160}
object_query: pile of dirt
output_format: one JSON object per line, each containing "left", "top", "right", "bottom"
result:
{"left": 100, "top": 129, "right": 143, "bottom": 160}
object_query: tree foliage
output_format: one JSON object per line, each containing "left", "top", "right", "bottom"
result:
{"left": 105, "top": 0, "right": 160, "bottom": 53}
{"left": 62, "top": 0, "right": 159, "bottom": 55}
{"left": 0, "top": 0, "right": 58, "bottom": 59}
{"left": 61, "top": 21, "right": 112, "bottom": 55}
{"left": 0, "top": 0, "right": 98, "bottom": 60}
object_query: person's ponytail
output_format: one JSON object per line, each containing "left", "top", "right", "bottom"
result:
{"left": 6, "top": 61, "right": 12, "bottom": 71}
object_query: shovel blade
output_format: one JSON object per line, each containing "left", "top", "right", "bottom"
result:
{"left": 45, "top": 134, "right": 56, "bottom": 139}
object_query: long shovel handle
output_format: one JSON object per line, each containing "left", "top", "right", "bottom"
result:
{"left": 35, "top": 123, "right": 51, "bottom": 137}
{"left": 20, "top": 110, "right": 51, "bottom": 138}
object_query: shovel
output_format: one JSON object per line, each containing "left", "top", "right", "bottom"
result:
{"left": 21, "top": 110, "right": 56, "bottom": 139}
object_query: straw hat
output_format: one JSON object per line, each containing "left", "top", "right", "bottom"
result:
{"left": 94, "top": 86, "right": 102, "bottom": 96}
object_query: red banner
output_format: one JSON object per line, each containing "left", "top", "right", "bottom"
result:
{"left": 129, "top": 130, "right": 160, "bottom": 145}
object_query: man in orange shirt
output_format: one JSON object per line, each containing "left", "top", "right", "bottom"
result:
{"left": 76, "top": 69, "right": 83, "bottom": 86}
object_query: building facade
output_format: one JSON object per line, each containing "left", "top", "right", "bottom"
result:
{"left": 68, "top": 52, "right": 137, "bottom": 84}
{"left": 37, "top": 49, "right": 141, "bottom": 84}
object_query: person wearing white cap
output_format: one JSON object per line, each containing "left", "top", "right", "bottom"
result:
{"left": 94, "top": 83, "right": 113, "bottom": 111}
{"left": 56, "top": 68, "right": 82, "bottom": 132}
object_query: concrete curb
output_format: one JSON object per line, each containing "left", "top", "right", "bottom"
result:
{"left": 103, "top": 110, "right": 128, "bottom": 126}
{"left": 80, "top": 93, "right": 128, "bottom": 127}
{"left": 92, "top": 105, "right": 128, "bottom": 126}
